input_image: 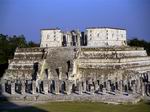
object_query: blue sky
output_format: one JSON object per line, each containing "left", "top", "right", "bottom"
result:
{"left": 0, "top": 0, "right": 150, "bottom": 42}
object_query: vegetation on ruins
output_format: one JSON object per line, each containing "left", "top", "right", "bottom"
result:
{"left": 0, "top": 34, "right": 39, "bottom": 77}
{"left": 128, "top": 38, "right": 150, "bottom": 55}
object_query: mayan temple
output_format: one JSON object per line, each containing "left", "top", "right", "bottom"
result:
{"left": 1, "top": 27, "right": 150, "bottom": 103}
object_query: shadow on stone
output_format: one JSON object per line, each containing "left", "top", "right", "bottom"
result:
{"left": 0, "top": 63, "right": 8, "bottom": 79}
{"left": 0, "top": 84, "right": 48, "bottom": 112}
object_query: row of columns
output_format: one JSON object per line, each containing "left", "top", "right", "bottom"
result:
{"left": 0, "top": 79, "right": 73, "bottom": 95}
{"left": 77, "top": 74, "right": 150, "bottom": 96}
{"left": 0, "top": 72, "right": 150, "bottom": 96}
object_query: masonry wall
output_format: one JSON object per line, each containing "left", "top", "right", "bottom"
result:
{"left": 86, "top": 28, "right": 127, "bottom": 47}
{"left": 40, "top": 29, "right": 63, "bottom": 47}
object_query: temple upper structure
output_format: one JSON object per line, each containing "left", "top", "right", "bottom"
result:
{"left": 40, "top": 27, "right": 127, "bottom": 47}
{"left": 40, "top": 28, "right": 62, "bottom": 47}
{"left": 86, "top": 27, "right": 127, "bottom": 47}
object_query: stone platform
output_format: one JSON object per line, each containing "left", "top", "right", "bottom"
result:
{"left": 0, "top": 93, "right": 141, "bottom": 104}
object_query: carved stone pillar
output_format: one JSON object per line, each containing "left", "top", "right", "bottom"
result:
{"left": 21, "top": 80, "right": 26, "bottom": 95}
{"left": 95, "top": 81, "right": 99, "bottom": 92}
{"left": 32, "top": 80, "right": 36, "bottom": 94}
{"left": 48, "top": 80, "right": 51, "bottom": 93}
{"left": 141, "top": 81, "right": 145, "bottom": 96}
{"left": 90, "top": 85, "right": 95, "bottom": 94}
{"left": 58, "top": 67, "right": 62, "bottom": 80}
{"left": 11, "top": 81, "right": 16, "bottom": 95}
{"left": 132, "top": 83, "right": 136, "bottom": 94}
{"left": 55, "top": 80, "right": 60, "bottom": 94}
{"left": 99, "top": 79, "right": 103, "bottom": 92}
{"left": 66, "top": 80, "right": 72, "bottom": 95}
{"left": 102, "top": 87, "right": 106, "bottom": 94}
{"left": 119, "top": 80, "right": 123, "bottom": 94}
{"left": 106, "top": 80, "right": 111, "bottom": 92}
{"left": 136, "top": 78, "right": 141, "bottom": 94}
{"left": 83, "top": 80, "right": 86, "bottom": 92}
{"left": 123, "top": 80, "right": 128, "bottom": 93}
{"left": 1, "top": 82, "right": 6, "bottom": 94}
{"left": 78, "top": 81, "right": 82, "bottom": 95}
{"left": 43, "top": 80, "right": 49, "bottom": 94}
{"left": 148, "top": 72, "right": 150, "bottom": 82}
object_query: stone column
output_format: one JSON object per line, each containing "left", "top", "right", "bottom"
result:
{"left": 119, "top": 80, "right": 123, "bottom": 94}
{"left": 11, "top": 81, "right": 16, "bottom": 95}
{"left": 58, "top": 67, "right": 62, "bottom": 80}
{"left": 132, "top": 83, "right": 136, "bottom": 94}
{"left": 148, "top": 72, "right": 150, "bottom": 82}
{"left": 55, "top": 80, "right": 60, "bottom": 94}
{"left": 136, "top": 78, "right": 141, "bottom": 94}
{"left": 43, "top": 80, "right": 49, "bottom": 94}
{"left": 90, "top": 85, "right": 95, "bottom": 94}
{"left": 106, "top": 80, "right": 111, "bottom": 92}
{"left": 83, "top": 80, "right": 86, "bottom": 92}
{"left": 78, "top": 81, "right": 82, "bottom": 95}
{"left": 102, "top": 87, "right": 107, "bottom": 94}
{"left": 21, "top": 80, "right": 26, "bottom": 95}
{"left": 48, "top": 80, "right": 51, "bottom": 93}
{"left": 1, "top": 82, "right": 6, "bottom": 94}
{"left": 32, "top": 80, "right": 36, "bottom": 94}
{"left": 141, "top": 81, "right": 145, "bottom": 96}
{"left": 66, "top": 80, "right": 72, "bottom": 95}
{"left": 95, "top": 81, "right": 99, "bottom": 92}
{"left": 123, "top": 80, "right": 128, "bottom": 93}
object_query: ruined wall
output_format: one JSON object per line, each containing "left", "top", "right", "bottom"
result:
{"left": 3, "top": 47, "right": 47, "bottom": 80}
{"left": 41, "top": 47, "right": 75, "bottom": 80}
{"left": 75, "top": 46, "right": 150, "bottom": 81}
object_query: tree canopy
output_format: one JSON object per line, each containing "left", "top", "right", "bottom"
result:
{"left": 128, "top": 38, "right": 150, "bottom": 55}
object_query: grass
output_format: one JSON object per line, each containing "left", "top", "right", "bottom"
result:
{"left": 2, "top": 101, "right": 150, "bottom": 112}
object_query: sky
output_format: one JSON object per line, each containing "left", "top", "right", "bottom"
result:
{"left": 0, "top": 0, "right": 150, "bottom": 42}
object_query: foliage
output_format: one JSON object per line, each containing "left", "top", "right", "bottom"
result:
{"left": 128, "top": 38, "right": 150, "bottom": 55}
{"left": 0, "top": 34, "right": 39, "bottom": 76}
{"left": 0, "top": 34, "right": 39, "bottom": 64}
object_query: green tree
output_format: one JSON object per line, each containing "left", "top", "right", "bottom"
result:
{"left": 128, "top": 38, "right": 150, "bottom": 55}
{"left": 27, "top": 41, "right": 40, "bottom": 47}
